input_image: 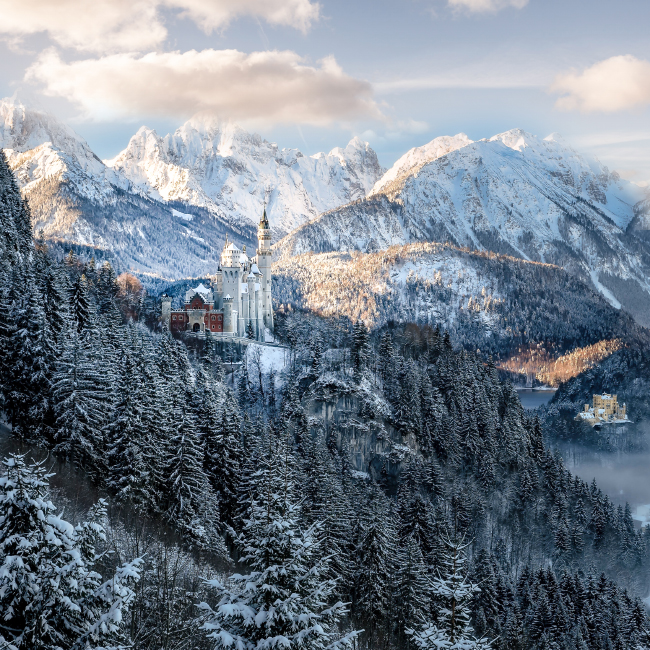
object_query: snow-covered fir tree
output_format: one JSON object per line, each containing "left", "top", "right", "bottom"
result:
{"left": 0, "top": 454, "right": 142, "bottom": 649}
{"left": 406, "top": 536, "right": 491, "bottom": 650}
{"left": 198, "top": 428, "right": 359, "bottom": 650}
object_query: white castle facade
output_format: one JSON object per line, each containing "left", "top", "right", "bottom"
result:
{"left": 162, "top": 210, "right": 273, "bottom": 341}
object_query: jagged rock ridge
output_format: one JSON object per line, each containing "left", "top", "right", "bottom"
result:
{"left": 106, "top": 114, "right": 384, "bottom": 238}
{"left": 0, "top": 98, "right": 384, "bottom": 278}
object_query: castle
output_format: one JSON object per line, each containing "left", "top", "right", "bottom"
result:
{"left": 575, "top": 393, "right": 629, "bottom": 427}
{"left": 161, "top": 210, "right": 273, "bottom": 341}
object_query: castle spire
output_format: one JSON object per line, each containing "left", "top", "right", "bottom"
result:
{"left": 260, "top": 203, "right": 270, "bottom": 230}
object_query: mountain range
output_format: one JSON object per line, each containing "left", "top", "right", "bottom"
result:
{"left": 0, "top": 97, "right": 383, "bottom": 278}
{"left": 3, "top": 96, "right": 650, "bottom": 327}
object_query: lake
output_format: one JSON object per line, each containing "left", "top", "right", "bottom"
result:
{"left": 516, "top": 389, "right": 556, "bottom": 410}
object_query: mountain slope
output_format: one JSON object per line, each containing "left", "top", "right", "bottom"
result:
{"left": 1, "top": 98, "right": 385, "bottom": 278}
{"left": 275, "top": 129, "right": 650, "bottom": 325}
{"left": 1, "top": 98, "right": 258, "bottom": 278}
{"left": 272, "top": 242, "right": 646, "bottom": 357}
{"left": 106, "top": 115, "right": 384, "bottom": 238}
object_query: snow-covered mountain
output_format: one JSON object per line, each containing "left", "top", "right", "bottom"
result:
{"left": 106, "top": 115, "right": 384, "bottom": 238}
{"left": 272, "top": 242, "right": 643, "bottom": 355}
{"left": 370, "top": 133, "right": 472, "bottom": 195}
{"left": 0, "top": 98, "right": 383, "bottom": 278}
{"left": 0, "top": 98, "right": 129, "bottom": 200}
{"left": 0, "top": 97, "right": 259, "bottom": 278}
{"left": 276, "top": 129, "right": 650, "bottom": 326}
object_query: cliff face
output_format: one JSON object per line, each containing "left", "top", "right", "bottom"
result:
{"left": 303, "top": 375, "right": 419, "bottom": 487}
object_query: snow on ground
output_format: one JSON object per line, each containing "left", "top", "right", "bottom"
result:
{"left": 246, "top": 343, "right": 289, "bottom": 374}
{"left": 172, "top": 208, "right": 193, "bottom": 221}
{"left": 589, "top": 270, "right": 621, "bottom": 309}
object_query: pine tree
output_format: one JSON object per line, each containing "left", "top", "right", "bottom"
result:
{"left": 352, "top": 319, "right": 370, "bottom": 377}
{"left": 396, "top": 534, "right": 432, "bottom": 641}
{"left": 0, "top": 150, "right": 33, "bottom": 268}
{"left": 52, "top": 319, "right": 110, "bottom": 478}
{"left": 6, "top": 283, "right": 55, "bottom": 441}
{"left": 353, "top": 487, "right": 396, "bottom": 649}
{"left": 164, "top": 402, "right": 226, "bottom": 554}
{"left": 268, "top": 367, "right": 277, "bottom": 414}
{"left": 237, "top": 354, "right": 255, "bottom": 410}
{"left": 198, "top": 428, "right": 359, "bottom": 650}
{"left": 378, "top": 331, "right": 394, "bottom": 381}
{"left": 71, "top": 273, "right": 94, "bottom": 335}
{"left": 204, "top": 388, "right": 242, "bottom": 529}
{"left": 0, "top": 455, "right": 142, "bottom": 649}
{"left": 406, "top": 536, "right": 491, "bottom": 649}
{"left": 310, "top": 330, "right": 324, "bottom": 374}
{"left": 104, "top": 343, "right": 155, "bottom": 509}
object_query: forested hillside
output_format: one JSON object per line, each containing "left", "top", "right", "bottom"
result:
{"left": 2, "top": 149, "right": 650, "bottom": 650}
{"left": 273, "top": 243, "right": 646, "bottom": 358}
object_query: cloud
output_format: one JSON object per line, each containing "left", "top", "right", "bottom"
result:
{"left": 551, "top": 55, "right": 650, "bottom": 113}
{"left": 447, "top": 0, "right": 528, "bottom": 14}
{"left": 0, "top": 0, "right": 319, "bottom": 53}
{"left": 25, "top": 48, "right": 382, "bottom": 126}
{"left": 0, "top": 0, "right": 164, "bottom": 53}
{"left": 168, "top": 0, "right": 320, "bottom": 34}
{"left": 394, "top": 119, "right": 430, "bottom": 134}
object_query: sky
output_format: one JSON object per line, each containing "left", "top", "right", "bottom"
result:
{"left": 1, "top": 0, "right": 650, "bottom": 182}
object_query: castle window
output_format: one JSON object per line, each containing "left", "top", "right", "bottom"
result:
{"left": 172, "top": 315, "right": 176, "bottom": 320}
{"left": 218, "top": 315, "right": 222, "bottom": 321}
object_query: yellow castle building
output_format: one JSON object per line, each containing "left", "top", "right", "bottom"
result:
{"left": 575, "top": 393, "right": 629, "bottom": 427}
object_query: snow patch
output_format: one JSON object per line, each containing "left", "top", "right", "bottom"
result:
{"left": 589, "top": 270, "right": 621, "bottom": 309}
{"left": 246, "top": 343, "right": 288, "bottom": 374}
{"left": 172, "top": 208, "right": 193, "bottom": 221}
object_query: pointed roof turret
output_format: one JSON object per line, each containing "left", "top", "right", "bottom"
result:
{"left": 259, "top": 204, "right": 270, "bottom": 230}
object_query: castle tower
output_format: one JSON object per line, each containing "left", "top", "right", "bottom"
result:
{"left": 223, "top": 294, "right": 235, "bottom": 334}
{"left": 256, "top": 207, "right": 273, "bottom": 335}
{"left": 246, "top": 271, "right": 257, "bottom": 338}
{"left": 221, "top": 238, "right": 243, "bottom": 334}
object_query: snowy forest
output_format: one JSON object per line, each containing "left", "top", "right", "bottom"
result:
{"left": 2, "top": 147, "right": 650, "bottom": 650}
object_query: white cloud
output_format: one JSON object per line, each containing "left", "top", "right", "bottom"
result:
{"left": 551, "top": 55, "right": 650, "bottom": 113}
{"left": 394, "top": 119, "right": 430, "bottom": 134}
{"left": 0, "top": 0, "right": 319, "bottom": 53}
{"left": 0, "top": 0, "right": 164, "bottom": 53}
{"left": 25, "top": 48, "right": 382, "bottom": 126}
{"left": 167, "top": 0, "right": 320, "bottom": 34}
{"left": 447, "top": 0, "right": 528, "bottom": 14}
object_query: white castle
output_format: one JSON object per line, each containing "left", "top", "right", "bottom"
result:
{"left": 162, "top": 210, "right": 273, "bottom": 341}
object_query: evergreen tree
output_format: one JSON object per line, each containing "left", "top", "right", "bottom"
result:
{"left": 199, "top": 429, "right": 358, "bottom": 650}
{"left": 352, "top": 319, "right": 370, "bottom": 377}
{"left": 396, "top": 534, "right": 432, "bottom": 641}
{"left": 407, "top": 536, "right": 491, "bottom": 649}
{"left": 6, "top": 284, "right": 55, "bottom": 440}
{"left": 310, "top": 330, "right": 324, "bottom": 374}
{"left": 71, "top": 273, "right": 94, "bottom": 335}
{"left": 353, "top": 487, "right": 396, "bottom": 649}
{"left": 378, "top": 331, "right": 394, "bottom": 381}
{"left": 204, "top": 388, "right": 242, "bottom": 529}
{"left": 0, "top": 455, "right": 142, "bottom": 649}
{"left": 237, "top": 354, "right": 255, "bottom": 410}
{"left": 164, "top": 401, "right": 226, "bottom": 554}
{"left": 52, "top": 319, "right": 110, "bottom": 478}
{"left": 104, "top": 343, "right": 155, "bottom": 509}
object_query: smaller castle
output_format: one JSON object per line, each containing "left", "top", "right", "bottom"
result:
{"left": 575, "top": 393, "right": 630, "bottom": 427}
